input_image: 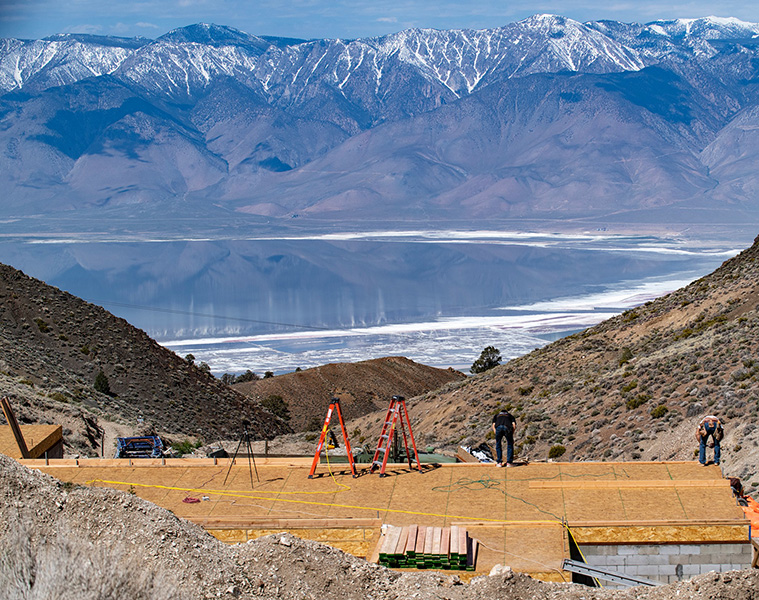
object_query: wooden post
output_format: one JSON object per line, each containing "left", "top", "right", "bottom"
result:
{"left": 1, "top": 396, "right": 30, "bottom": 458}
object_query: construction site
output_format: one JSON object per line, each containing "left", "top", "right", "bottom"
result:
{"left": 2, "top": 396, "right": 758, "bottom": 590}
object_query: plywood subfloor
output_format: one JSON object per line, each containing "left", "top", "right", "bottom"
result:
{"left": 1, "top": 425, "right": 61, "bottom": 459}
{"left": 26, "top": 459, "right": 746, "bottom": 576}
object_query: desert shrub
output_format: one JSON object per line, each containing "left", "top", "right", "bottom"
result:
{"left": 548, "top": 445, "right": 566, "bottom": 459}
{"left": 621, "top": 310, "right": 638, "bottom": 323}
{"left": 517, "top": 386, "right": 534, "bottom": 396}
{"left": 260, "top": 394, "right": 291, "bottom": 422}
{"left": 0, "top": 520, "right": 180, "bottom": 599}
{"left": 80, "top": 344, "right": 90, "bottom": 355}
{"left": 48, "top": 392, "right": 68, "bottom": 403}
{"left": 171, "top": 439, "right": 202, "bottom": 455}
{"left": 650, "top": 404, "right": 669, "bottom": 418}
{"left": 618, "top": 347, "right": 633, "bottom": 366}
{"left": 626, "top": 394, "right": 650, "bottom": 410}
{"left": 621, "top": 380, "right": 638, "bottom": 394}
{"left": 34, "top": 318, "right": 49, "bottom": 333}
{"left": 263, "top": 371, "right": 274, "bottom": 379}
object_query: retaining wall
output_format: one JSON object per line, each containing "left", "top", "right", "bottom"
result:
{"left": 580, "top": 542, "right": 752, "bottom": 588}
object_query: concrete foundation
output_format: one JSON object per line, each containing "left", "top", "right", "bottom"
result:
{"left": 580, "top": 542, "right": 753, "bottom": 588}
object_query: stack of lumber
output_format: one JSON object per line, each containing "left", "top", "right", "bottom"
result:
{"left": 378, "top": 525, "right": 478, "bottom": 570}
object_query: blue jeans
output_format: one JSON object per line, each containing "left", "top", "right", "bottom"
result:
{"left": 495, "top": 426, "right": 514, "bottom": 464}
{"left": 699, "top": 424, "right": 721, "bottom": 465}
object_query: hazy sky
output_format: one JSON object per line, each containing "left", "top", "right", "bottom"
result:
{"left": 2, "top": 0, "right": 758, "bottom": 41}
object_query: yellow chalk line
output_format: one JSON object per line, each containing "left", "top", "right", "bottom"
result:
{"left": 86, "top": 477, "right": 562, "bottom": 525}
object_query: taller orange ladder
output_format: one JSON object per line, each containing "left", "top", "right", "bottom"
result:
{"left": 308, "top": 398, "right": 357, "bottom": 478}
{"left": 369, "top": 395, "right": 422, "bottom": 476}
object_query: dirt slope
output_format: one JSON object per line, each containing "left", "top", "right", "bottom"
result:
{"left": 234, "top": 356, "right": 464, "bottom": 430}
{"left": 2, "top": 453, "right": 758, "bottom": 599}
{"left": 0, "top": 264, "right": 289, "bottom": 456}
{"left": 360, "top": 234, "right": 759, "bottom": 486}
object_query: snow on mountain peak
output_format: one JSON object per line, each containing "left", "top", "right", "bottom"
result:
{"left": 2, "top": 15, "right": 759, "bottom": 96}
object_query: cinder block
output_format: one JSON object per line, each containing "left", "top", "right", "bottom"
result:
{"left": 678, "top": 545, "right": 701, "bottom": 554}
{"left": 624, "top": 555, "right": 651, "bottom": 566}
{"left": 583, "top": 554, "right": 605, "bottom": 565}
{"left": 635, "top": 565, "right": 660, "bottom": 576}
{"left": 618, "top": 545, "right": 639, "bottom": 555}
{"left": 605, "top": 556, "right": 626, "bottom": 566}
{"left": 657, "top": 565, "right": 679, "bottom": 576}
{"left": 681, "top": 564, "right": 701, "bottom": 575}
{"left": 637, "top": 546, "right": 658, "bottom": 556}
{"left": 700, "top": 565, "right": 722, "bottom": 573}
{"left": 586, "top": 545, "right": 616, "bottom": 556}
{"left": 659, "top": 545, "right": 681, "bottom": 555}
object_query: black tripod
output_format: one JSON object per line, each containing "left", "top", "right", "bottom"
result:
{"left": 223, "top": 419, "right": 259, "bottom": 487}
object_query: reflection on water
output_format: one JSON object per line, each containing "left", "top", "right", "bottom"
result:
{"left": 0, "top": 230, "right": 741, "bottom": 374}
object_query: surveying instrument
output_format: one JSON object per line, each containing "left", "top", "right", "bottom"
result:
{"left": 223, "top": 419, "right": 259, "bottom": 487}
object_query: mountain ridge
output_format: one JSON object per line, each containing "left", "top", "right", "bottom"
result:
{"left": 3, "top": 14, "right": 759, "bottom": 226}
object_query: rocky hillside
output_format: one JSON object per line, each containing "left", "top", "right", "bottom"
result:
{"left": 234, "top": 356, "right": 464, "bottom": 431}
{"left": 377, "top": 234, "right": 759, "bottom": 485}
{"left": 0, "top": 264, "right": 290, "bottom": 456}
{"left": 2, "top": 453, "right": 758, "bottom": 599}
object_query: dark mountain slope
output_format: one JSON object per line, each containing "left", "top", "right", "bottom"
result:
{"left": 0, "top": 263, "right": 290, "bottom": 455}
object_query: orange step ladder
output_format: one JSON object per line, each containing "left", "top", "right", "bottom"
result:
{"left": 308, "top": 397, "right": 357, "bottom": 478}
{"left": 369, "top": 395, "right": 422, "bottom": 476}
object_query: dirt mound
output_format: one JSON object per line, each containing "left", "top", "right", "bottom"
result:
{"left": 0, "top": 263, "right": 290, "bottom": 457}
{"left": 234, "top": 356, "right": 464, "bottom": 431}
{"left": 3, "top": 454, "right": 759, "bottom": 599}
{"left": 380, "top": 234, "right": 759, "bottom": 484}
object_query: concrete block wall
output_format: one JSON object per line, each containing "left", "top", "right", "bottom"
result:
{"left": 579, "top": 543, "right": 752, "bottom": 588}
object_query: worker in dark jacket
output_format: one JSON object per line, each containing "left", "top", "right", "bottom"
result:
{"left": 491, "top": 409, "right": 517, "bottom": 467}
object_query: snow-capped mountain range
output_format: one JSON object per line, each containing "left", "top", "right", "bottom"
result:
{"left": 3, "top": 15, "right": 759, "bottom": 226}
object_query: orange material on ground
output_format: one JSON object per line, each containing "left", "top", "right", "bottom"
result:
{"left": 741, "top": 496, "right": 759, "bottom": 529}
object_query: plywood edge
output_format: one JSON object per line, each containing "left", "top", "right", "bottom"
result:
{"left": 450, "top": 521, "right": 564, "bottom": 528}
{"left": 189, "top": 517, "right": 382, "bottom": 529}
{"left": 572, "top": 523, "right": 751, "bottom": 544}
{"left": 531, "top": 480, "right": 729, "bottom": 489}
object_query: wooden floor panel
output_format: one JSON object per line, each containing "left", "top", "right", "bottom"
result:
{"left": 26, "top": 459, "right": 747, "bottom": 576}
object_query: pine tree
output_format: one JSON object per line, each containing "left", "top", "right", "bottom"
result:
{"left": 94, "top": 370, "right": 111, "bottom": 395}
{"left": 470, "top": 346, "right": 501, "bottom": 374}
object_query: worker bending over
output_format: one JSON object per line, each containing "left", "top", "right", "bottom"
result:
{"left": 696, "top": 415, "right": 723, "bottom": 466}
